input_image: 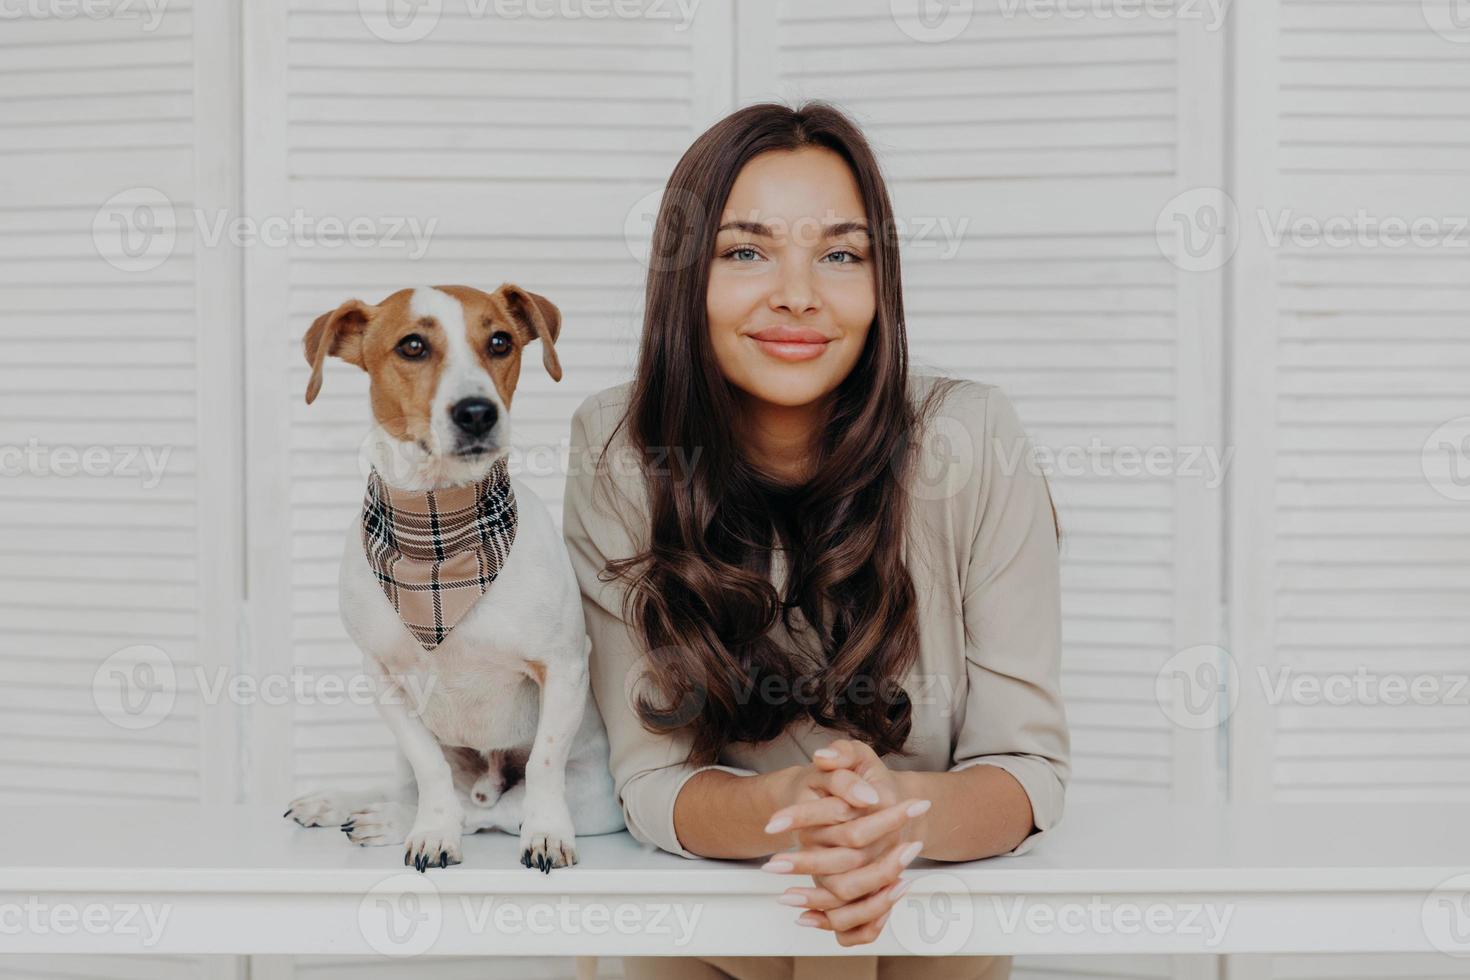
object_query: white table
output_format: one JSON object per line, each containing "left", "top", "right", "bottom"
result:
{"left": 0, "top": 801, "right": 1465, "bottom": 957}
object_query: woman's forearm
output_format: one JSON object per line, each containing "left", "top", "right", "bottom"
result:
{"left": 895, "top": 764, "right": 1035, "bottom": 861}
{"left": 672, "top": 766, "right": 799, "bottom": 859}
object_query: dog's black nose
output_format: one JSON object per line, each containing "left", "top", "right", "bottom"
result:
{"left": 450, "top": 397, "right": 498, "bottom": 437}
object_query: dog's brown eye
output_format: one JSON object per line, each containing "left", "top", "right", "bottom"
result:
{"left": 396, "top": 334, "right": 428, "bottom": 360}
{"left": 488, "top": 331, "right": 513, "bottom": 357}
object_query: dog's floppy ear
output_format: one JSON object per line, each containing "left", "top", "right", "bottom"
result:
{"left": 497, "top": 283, "right": 562, "bottom": 383}
{"left": 303, "top": 299, "right": 373, "bottom": 404}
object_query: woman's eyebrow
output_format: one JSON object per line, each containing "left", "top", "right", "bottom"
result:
{"left": 715, "top": 220, "right": 871, "bottom": 238}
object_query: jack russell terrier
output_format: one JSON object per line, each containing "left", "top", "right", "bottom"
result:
{"left": 282, "top": 284, "right": 623, "bottom": 872}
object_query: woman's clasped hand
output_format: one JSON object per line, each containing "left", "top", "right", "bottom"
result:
{"left": 760, "top": 739, "right": 932, "bottom": 947}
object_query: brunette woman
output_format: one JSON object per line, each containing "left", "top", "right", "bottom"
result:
{"left": 562, "top": 101, "right": 1069, "bottom": 980}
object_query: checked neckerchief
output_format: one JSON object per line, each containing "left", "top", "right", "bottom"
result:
{"left": 361, "top": 454, "right": 517, "bottom": 650}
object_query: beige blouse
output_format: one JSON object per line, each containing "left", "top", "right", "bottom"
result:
{"left": 561, "top": 372, "right": 1070, "bottom": 860}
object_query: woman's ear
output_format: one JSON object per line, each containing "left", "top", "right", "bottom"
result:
{"left": 303, "top": 299, "right": 372, "bottom": 404}
{"left": 497, "top": 283, "right": 562, "bottom": 382}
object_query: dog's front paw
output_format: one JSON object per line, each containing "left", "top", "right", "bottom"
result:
{"left": 404, "top": 817, "right": 463, "bottom": 872}
{"left": 342, "top": 801, "right": 415, "bottom": 847}
{"left": 519, "top": 810, "right": 578, "bottom": 873}
{"left": 283, "top": 791, "right": 351, "bottom": 828}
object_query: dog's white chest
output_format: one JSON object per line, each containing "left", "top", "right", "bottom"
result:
{"left": 337, "top": 477, "right": 582, "bottom": 752}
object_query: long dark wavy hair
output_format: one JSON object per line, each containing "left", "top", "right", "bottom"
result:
{"left": 597, "top": 101, "right": 1057, "bottom": 765}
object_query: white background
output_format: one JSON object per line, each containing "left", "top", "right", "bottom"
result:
{"left": 2, "top": 0, "right": 1468, "bottom": 978}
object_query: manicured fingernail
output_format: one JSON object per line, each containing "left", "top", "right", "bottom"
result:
{"left": 764, "top": 815, "right": 792, "bottom": 834}
{"left": 797, "top": 911, "right": 822, "bottom": 927}
{"left": 889, "top": 879, "right": 912, "bottom": 901}
{"left": 854, "top": 782, "right": 880, "bottom": 805}
{"left": 899, "top": 841, "right": 923, "bottom": 866}
{"left": 762, "top": 859, "right": 794, "bottom": 873}
{"left": 813, "top": 748, "right": 838, "bottom": 760}
{"left": 777, "top": 892, "right": 807, "bottom": 907}
{"left": 905, "top": 799, "right": 932, "bottom": 818}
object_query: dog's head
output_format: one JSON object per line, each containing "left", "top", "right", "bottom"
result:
{"left": 303, "top": 284, "right": 561, "bottom": 489}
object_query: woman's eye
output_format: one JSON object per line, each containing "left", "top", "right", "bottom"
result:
{"left": 395, "top": 334, "right": 428, "bottom": 360}
{"left": 722, "top": 245, "right": 762, "bottom": 262}
{"left": 488, "top": 331, "right": 513, "bottom": 357}
{"left": 823, "top": 249, "right": 862, "bottom": 264}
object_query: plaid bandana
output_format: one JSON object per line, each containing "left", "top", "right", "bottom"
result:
{"left": 361, "top": 455, "right": 518, "bottom": 650}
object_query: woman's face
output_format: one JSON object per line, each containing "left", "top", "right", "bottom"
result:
{"left": 706, "top": 146, "right": 876, "bottom": 410}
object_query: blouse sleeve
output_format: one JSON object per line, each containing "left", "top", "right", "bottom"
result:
{"left": 561, "top": 394, "right": 756, "bottom": 858}
{"left": 947, "top": 383, "right": 1071, "bottom": 857}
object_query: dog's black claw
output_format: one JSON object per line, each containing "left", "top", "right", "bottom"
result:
{"left": 404, "top": 850, "right": 411, "bottom": 867}
{"left": 282, "top": 809, "right": 292, "bottom": 818}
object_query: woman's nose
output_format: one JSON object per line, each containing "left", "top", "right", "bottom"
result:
{"left": 767, "top": 261, "right": 820, "bottom": 315}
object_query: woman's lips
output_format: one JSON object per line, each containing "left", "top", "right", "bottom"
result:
{"left": 748, "top": 335, "right": 832, "bottom": 362}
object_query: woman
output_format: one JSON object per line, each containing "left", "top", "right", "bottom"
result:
{"left": 561, "top": 101, "right": 1069, "bottom": 979}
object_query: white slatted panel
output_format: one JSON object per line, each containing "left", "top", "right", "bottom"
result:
{"left": 1269, "top": 952, "right": 1470, "bottom": 980}
{"left": 1233, "top": 3, "right": 1470, "bottom": 980}
{"left": 1272, "top": 244, "right": 1470, "bottom": 801}
{"left": 0, "top": 3, "right": 237, "bottom": 980}
{"left": 1280, "top": 0, "right": 1470, "bottom": 175}
{"left": 0, "top": 5, "right": 206, "bottom": 804}
{"left": 1246, "top": 0, "right": 1470, "bottom": 817}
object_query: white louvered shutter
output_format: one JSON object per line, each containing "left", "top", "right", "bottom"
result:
{"left": 1228, "top": 4, "right": 1470, "bottom": 980}
{"left": 0, "top": 2, "right": 241, "bottom": 980}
